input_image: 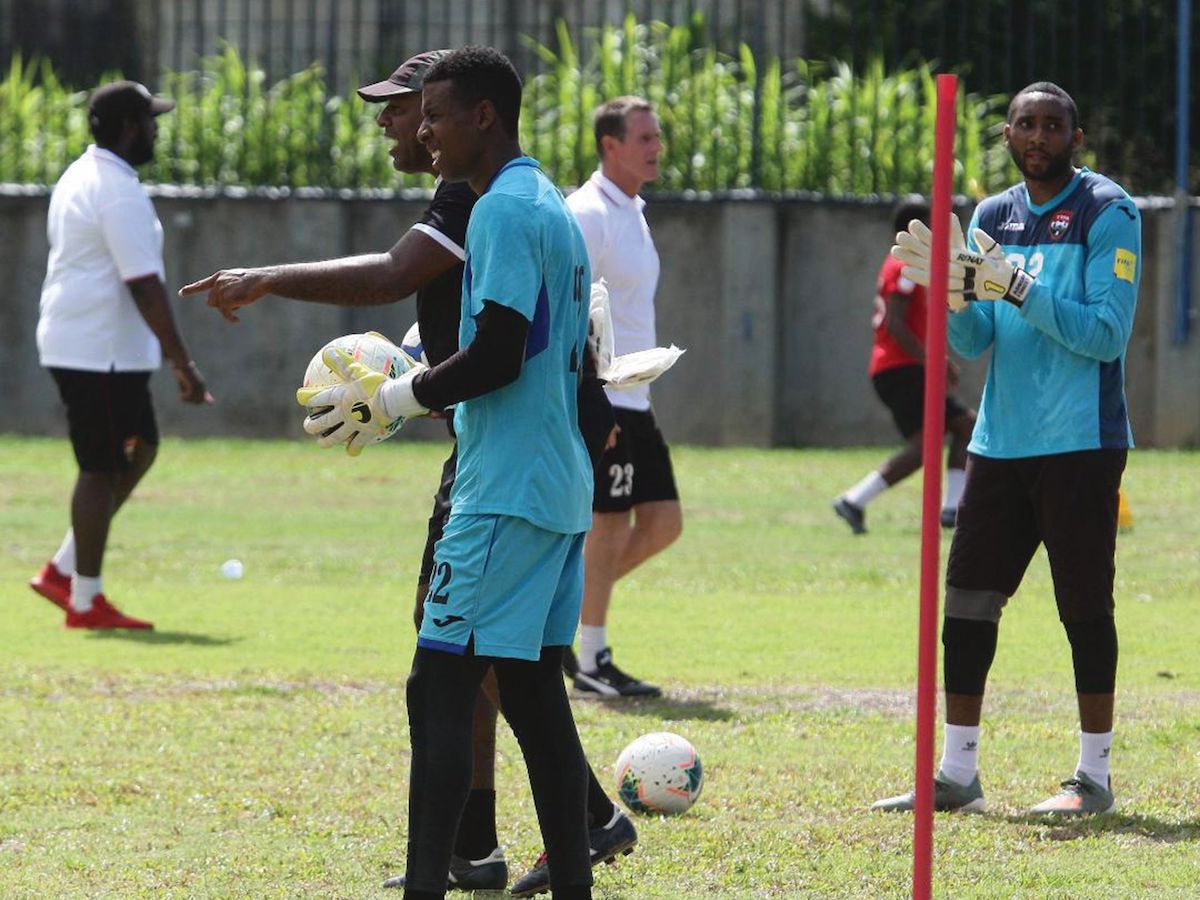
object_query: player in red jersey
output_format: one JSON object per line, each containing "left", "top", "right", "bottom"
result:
{"left": 833, "top": 200, "right": 976, "bottom": 535}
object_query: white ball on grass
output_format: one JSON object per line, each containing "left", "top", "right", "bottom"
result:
{"left": 614, "top": 731, "right": 704, "bottom": 815}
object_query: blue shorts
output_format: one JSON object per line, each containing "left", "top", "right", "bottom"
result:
{"left": 417, "top": 513, "right": 585, "bottom": 660}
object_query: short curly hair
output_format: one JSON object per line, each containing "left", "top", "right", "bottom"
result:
{"left": 423, "top": 46, "right": 523, "bottom": 136}
{"left": 892, "top": 198, "right": 930, "bottom": 234}
{"left": 1009, "top": 81, "right": 1079, "bottom": 130}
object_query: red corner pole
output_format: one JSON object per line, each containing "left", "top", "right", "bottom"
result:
{"left": 913, "top": 72, "right": 957, "bottom": 900}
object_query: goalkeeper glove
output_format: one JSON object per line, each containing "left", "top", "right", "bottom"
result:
{"left": 296, "top": 347, "right": 428, "bottom": 457}
{"left": 891, "top": 213, "right": 969, "bottom": 311}
{"left": 588, "top": 279, "right": 615, "bottom": 378}
{"left": 955, "top": 228, "right": 1036, "bottom": 306}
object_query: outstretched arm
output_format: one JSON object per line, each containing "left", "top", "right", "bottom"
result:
{"left": 178, "top": 229, "right": 461, "bottom": 322}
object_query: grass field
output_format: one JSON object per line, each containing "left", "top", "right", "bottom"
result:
{"left": 2, "top": 436, "right": 1198, "bottom": 899}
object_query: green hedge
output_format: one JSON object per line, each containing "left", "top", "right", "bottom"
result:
{"left": 0, "top": 17, "right": 1027, "bottom": 196}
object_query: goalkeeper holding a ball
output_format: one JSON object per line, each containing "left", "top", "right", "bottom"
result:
{"left": 184, "top": 47, "right": 619, "bottom": 900}
{"left": 315, "top": 48, "right": 597, "bottom": 900}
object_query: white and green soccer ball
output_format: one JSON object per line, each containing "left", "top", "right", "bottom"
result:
{"left": 614, "top": 731, "right": 704, "bottom": 815}
{"left": 301, "top": 331, "right": 413, "bottom": 446}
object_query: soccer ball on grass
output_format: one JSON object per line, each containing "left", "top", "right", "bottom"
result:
{"left": 614, "top": 731, "right": 704, "bottom": 815}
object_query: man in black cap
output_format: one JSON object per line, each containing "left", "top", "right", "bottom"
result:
{"left": 180, "top": 52, "right": 630, "bottom": 894}
{"left": 30, "top": 80, "right": 210, "bottom": 630}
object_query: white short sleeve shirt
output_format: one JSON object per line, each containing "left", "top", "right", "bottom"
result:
{"left": 37, "top": 145, "right": 165, "bottom": 372}
{"left": 566, "top": 169, "right": 661, "bottom": 411}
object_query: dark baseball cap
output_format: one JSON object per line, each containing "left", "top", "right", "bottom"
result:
{"left": 357, "top": 50, "right": 450, "bottom": 101}
{"left": 88, "top": 81, "right": 174, "bottom": 124}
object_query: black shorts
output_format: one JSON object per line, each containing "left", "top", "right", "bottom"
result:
{"left": 577, "top": 372, "right": 615, "bottom": 471}
{"left": 592, "top": 407, "right": 679, "bottom": 513}
{"left": 872, "top": 365, "right": 969, "bottom": 439}
{"left": 419, "top": 418, "right": 458, "bottom": 588}
{"left": 946, "top": 449, "right": 1127, "bottom": 622}
{"left": 49, "top": 368, "right": 159, "bottom": 473}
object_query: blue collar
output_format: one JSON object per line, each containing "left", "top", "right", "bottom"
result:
{"left": 1024, "top": 167, "right": 1089, "bottom": 215}
{"left": 483, "top": 156, "right": 540, "bottom": 194}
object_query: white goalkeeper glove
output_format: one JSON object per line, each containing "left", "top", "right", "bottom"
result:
{"left": 588, "top": 279, "right": 615, "bottom": 377}
{"left": 955, "top": 227, "right": 1036, "bottom": 306}
{"left": 890, "top": 213, "right": 969, "bottom": 311}
{"left": 295, "top": 346, "right": 429, "bottom": 457}
{"left": 892, "top": 216, "right": 1036, "bottom": 308}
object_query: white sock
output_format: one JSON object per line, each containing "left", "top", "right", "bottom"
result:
{"left": 939, "top": 724, "right": 980, "bottom": 787}
{"left": 579, "top": 625, "right": 607, "bottom": 672}
{"left": 843, "top": 471, "right": 888, "bottom": 508}
{"left": 71, "top": 574, "right": 102, "bottom": 613}
{"left": 1076, "top": 730, "right": 1113, "bottom": 785}
{"left": 52, "top": 529, "right": 76, "bottom": 576}
{"left": 944, "top": 468, "right": 966, "bottom": 511}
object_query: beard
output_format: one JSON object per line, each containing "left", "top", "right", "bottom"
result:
{"left": 1010, "top": 144, "right": 1073, "bottom": 183}
{"left": 126, "top": 132, "right": 155, "bottom": 167}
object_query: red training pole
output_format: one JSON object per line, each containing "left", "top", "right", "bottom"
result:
{"left": 913, "top": 72, "right": 957, "bottom": 900}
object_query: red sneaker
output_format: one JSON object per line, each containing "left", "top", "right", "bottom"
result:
{"left": 65, "top": 594, "right": 154, "bottom": 630}
{"left": 29, "top": 562, "right": 71, "bottom": 611}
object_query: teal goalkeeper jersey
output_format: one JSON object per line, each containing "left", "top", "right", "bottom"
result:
{"left": 450, "top": 157, "right": 593, "bottom": 534}
{"left": 949, "top": 168, "right": 1141, "bottom": 458}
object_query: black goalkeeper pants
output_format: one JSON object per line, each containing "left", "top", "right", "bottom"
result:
{"left": 404, "top": 644, "right": 593, "bottom": 897}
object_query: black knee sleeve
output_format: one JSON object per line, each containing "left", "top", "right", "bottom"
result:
{"left": 942, "top": 616, "right": 998, "bottom": 696}
{"left": 1064, "top": 616, "right": 1118, "bottom": 694}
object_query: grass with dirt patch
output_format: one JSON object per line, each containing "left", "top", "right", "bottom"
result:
{"left": 2, "top": 436, "right": 1198, "bottom": 898}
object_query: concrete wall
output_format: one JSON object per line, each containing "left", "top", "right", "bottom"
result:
{"left": 4, "top": 189, "right": 1197, "bottom": 448}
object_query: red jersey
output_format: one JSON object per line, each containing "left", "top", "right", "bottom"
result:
{"left": 869, "top": 254, "right": 926, "bottom": 375}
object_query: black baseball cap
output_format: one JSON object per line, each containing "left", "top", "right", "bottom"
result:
{"left": 88, "top": 81, "right": 174, "bottom": 125}
{"left": 357, "top": 50, "right": 450, "bottom": 102}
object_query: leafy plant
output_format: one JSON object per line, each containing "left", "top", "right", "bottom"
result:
{"left": 522, "top": 14, "right": 1007, "bottom": 196}
{"left": 1, "top": 19, "right": 1009, "bottom": 197}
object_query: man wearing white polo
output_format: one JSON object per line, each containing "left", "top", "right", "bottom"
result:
{"left": 30, "top": 81, "right": 209, "bottom": 629}
{"left": 566, "top": 97, "right": 681, "bottom": 697}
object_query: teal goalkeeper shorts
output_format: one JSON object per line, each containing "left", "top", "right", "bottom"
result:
{"left": 417, "top": 513, "right": 585, "bottom": 660}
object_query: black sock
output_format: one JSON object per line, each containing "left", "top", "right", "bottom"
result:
{"left": 585, "top": 766, "right": 615, "bottom": 830}
{"left": 403, "top": 890, "right": 443, "bottom": 900}
{"left": 453, "top": 789, "right": 499, "bottom": 859}
{"left": 494, "top": 648, "right": 593, "bottom": 891}
{"left": 405, "top": 647, "right": 489, "bottom": 892}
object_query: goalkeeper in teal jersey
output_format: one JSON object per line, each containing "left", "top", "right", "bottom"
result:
{"left": 877, "top": 82, "right": 1140, "bottom": 817}
{"left": 306, "top": 48, "right": 596, "bottom": 900}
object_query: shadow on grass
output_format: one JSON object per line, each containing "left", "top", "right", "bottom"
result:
{"left": 84, "top": 630, "right": 240, "bottom": 647}
{"left": 1004, "top": 811, "right": 1200, "bottom": 843}
{"left": 379, "top": 878, "right": 504, "bottom": 898}
{"left": 580, "top": 695, "right": 736, "bottom": 722}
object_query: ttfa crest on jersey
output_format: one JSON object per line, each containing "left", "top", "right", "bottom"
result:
{"left": 1048, "top": 209, "right": 1073, "bottom": 240}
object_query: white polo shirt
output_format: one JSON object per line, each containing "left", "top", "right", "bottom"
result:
{"left": 566, "top": 168, "right": 661, "bottom": 411}
{"left": 37, "top": 145, "right": 165, "bottom": 372}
